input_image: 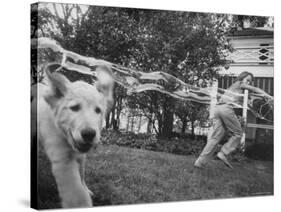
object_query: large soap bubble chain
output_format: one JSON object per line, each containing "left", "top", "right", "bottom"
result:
{"left": 31, "top": 37, "right": 273, "bottom": 123}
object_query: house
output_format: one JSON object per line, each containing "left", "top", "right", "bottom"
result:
{"left": 119, "top": 26, "right": 274, "bottom": 143}
{"left": 218, "top": 26, "right": 274, "bottom": 144}
{"left": 219, "top": 27, "right": 273, "bottom": 94}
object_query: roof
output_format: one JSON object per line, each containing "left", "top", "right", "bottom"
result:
{"left": 227, "top": 27, "right": 273, "bottom": 37}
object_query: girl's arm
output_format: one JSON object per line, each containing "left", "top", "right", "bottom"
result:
{"left": 240, "top": 82, "right": 272, "bottom": 98}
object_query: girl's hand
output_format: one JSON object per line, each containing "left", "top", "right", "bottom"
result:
{"left": 238, "top": 116, "right": 246, "bottom": 129}
{"left": 263, "top": 94, "right": 273, "bottom": 100}
{"left": 263, "top": 94, "right": 274, "bottom": 108}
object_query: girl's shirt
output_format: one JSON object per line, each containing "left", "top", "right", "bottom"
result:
{"left": 218, "top": 81, "right": 246, "bottom": 106}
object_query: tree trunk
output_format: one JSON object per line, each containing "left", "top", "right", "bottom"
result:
{"left": 138, "top": 115, "right": 142, "bottom": 133}
{"left": 130, "top": 115, "right": 135, "bottom": 132}
{"left": 160, "top": 108, "right": 174, "bottom": 138}
{"left": 126, "top": 115, "right": 131, "bottom": 131}
{"left": 147, "top": 118, "right": 152, "bottom": 133}
{"left": 110, "top": 108, "right": 116, "bottom": 130}
{"left": 112, "top": 119, "right": 118, "bottom": 131}
{"left": 115, "top": 97, "right": 123, "bottom": 130}
{"left": 181, "top": 118, "right": 187, "bottom": 134}
{"left": 156, "top": 113, "right": 163, "bottom": 136}
{"left": 191, "top": 120, "right": 195, "bottom": 138}
{"left": 105, "top": 112, "right": 110, "bottom": 129}
{"left": 115, "top": 109, "right": 120, "bottom": 130}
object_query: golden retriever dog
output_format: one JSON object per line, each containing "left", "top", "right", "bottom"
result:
{"left": 31, "top": 63, "right": 114, "bottom": 208}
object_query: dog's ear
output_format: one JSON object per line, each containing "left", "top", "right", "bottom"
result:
{"left": 44, "top": 63, "right": 70, "bottom": 108}
{"left": 95, "top": 65, "right": 114, "bottom": 112}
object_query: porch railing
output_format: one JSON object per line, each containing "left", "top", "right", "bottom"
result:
{"left": 227, "top": 46, "right": 274, "bottom": 65}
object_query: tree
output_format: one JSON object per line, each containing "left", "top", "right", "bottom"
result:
{"left": 36, "top": 5, "right": 233, "bottom": 136}
{"left": 231, "top": 15, "right": 269, "bottom": 28}
{"left": 125, "top": 11, "right": 232, "bottom": 137}
{"left": 175, "top": 100, "right": 209, "bottom": 137}
{"left": 36, "top": 4, "right": 141, "bottom": 129}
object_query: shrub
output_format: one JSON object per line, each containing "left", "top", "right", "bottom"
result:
{"left": 245, "top": 143, "right": 273, "bottom": 161}
{"left": 101, "top": 129, "right": 207, "bottom": 156}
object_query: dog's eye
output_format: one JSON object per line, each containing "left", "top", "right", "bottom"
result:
{"left": 95, "top": 107, "right": 101, "bottom": 114}
{"left": 69, "top": 104, "right": 81, "bottom": 112}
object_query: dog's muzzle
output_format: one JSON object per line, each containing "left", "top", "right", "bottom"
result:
{"left": 81, "top": 128, "right": 96, "bottom": 144}
{"left": 75, "top": 142, "right": 93, "bottom": 153}
{"left": 69, "top": 128, "right": 96, "bottom": 153}
{"left": 76, "top": 128, "right": 96, "bottom": 153}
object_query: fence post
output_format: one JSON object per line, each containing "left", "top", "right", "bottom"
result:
{"left": 241, "top": 89, "right": 249, "bottom": 150}
{"left": 208, "top": 80, "right": 218, "bottom": 139}
{"left": 61, "top": 52, "right": 67, "bottom": 67}
{"left": 209, "top": 79, "right": 218, "bottom": 120}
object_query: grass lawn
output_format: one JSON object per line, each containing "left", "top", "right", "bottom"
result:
{"left": 37, "top": 144, "right": 273, "bottom": 209}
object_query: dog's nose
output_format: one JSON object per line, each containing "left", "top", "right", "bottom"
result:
{"left": 81, "top": 128, "right": 96, "bottom": 143}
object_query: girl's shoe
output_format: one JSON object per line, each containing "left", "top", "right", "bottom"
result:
{"left": 194, "top": 157, "right": 206, "bottom": 169}
{"left": 217, "top": 152, "right": 233, "bottom": 169}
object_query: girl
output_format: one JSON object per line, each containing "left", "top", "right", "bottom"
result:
{"left": 194, "top": 71, "right": 272, "bottom": 168}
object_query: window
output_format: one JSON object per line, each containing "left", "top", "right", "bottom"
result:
{"left": 259, "top": 43, "right": 270, "bottom": 64}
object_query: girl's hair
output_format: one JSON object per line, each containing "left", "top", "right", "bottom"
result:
{"left": 235, "top": 71, "right": 254, "bottom": 82}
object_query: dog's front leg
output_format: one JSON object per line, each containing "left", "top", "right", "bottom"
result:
{"left": 51, "top": 158, "right": 92, "bottom": 208}
{"left": 78, "top": 155, "right": 94, "bottom": 196}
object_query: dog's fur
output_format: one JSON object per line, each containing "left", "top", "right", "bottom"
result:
{"left": 31, "top": 63, "right": 114, "bottom": 208}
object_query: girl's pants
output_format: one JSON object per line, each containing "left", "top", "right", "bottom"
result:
{"left": 196, "top": 104, "right": 243, "bottom": 164}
